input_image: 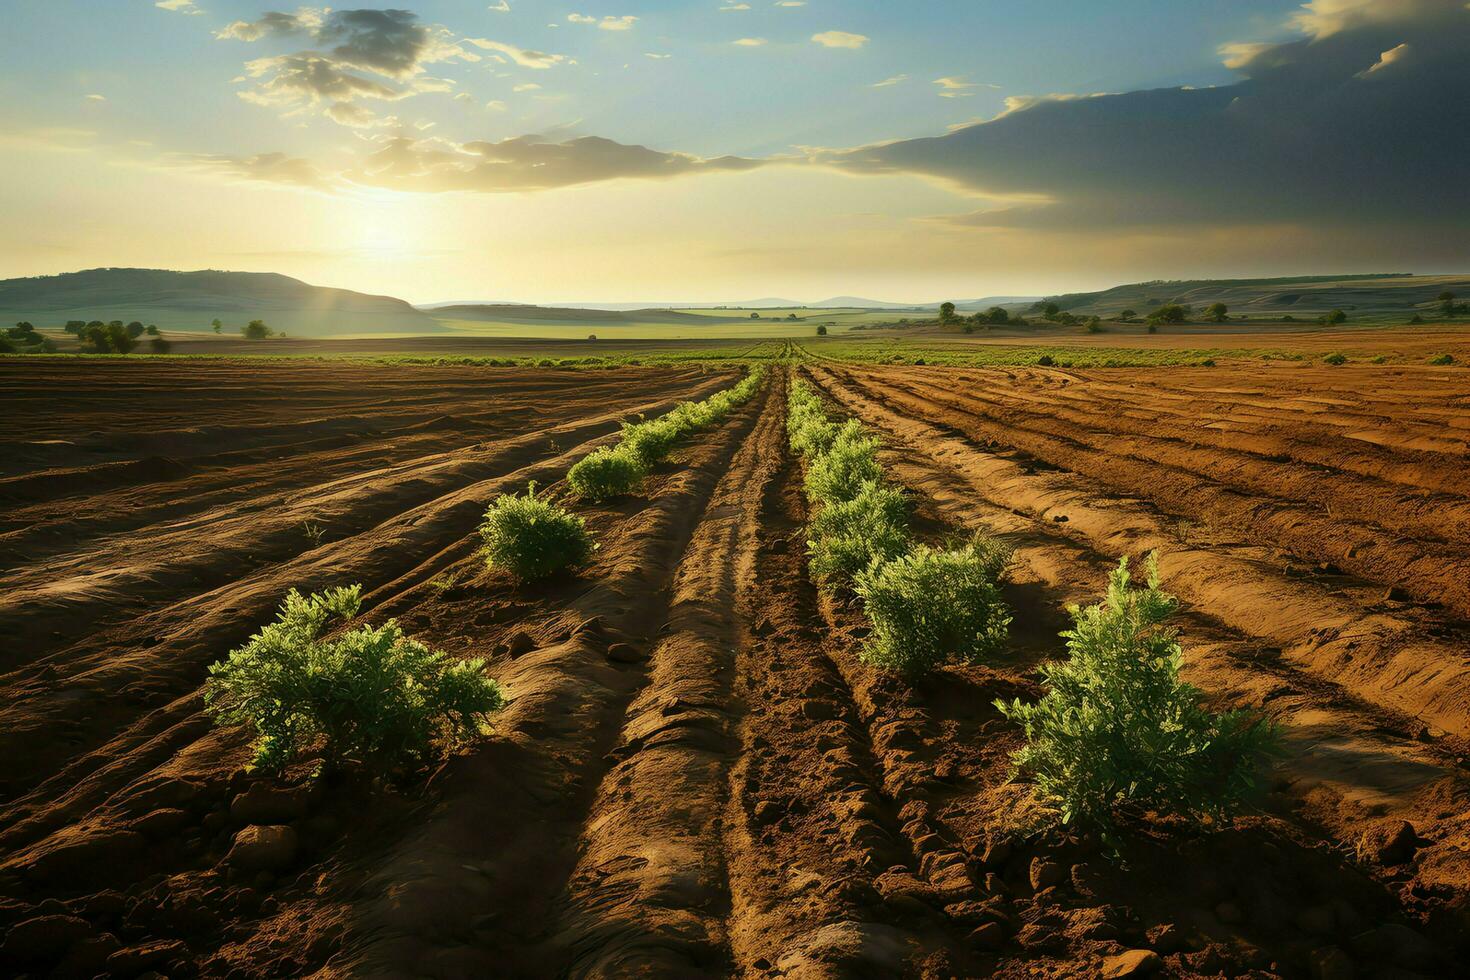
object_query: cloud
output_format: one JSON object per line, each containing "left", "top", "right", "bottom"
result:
{"left": 811, "top": 0, "right": 1470, "bottom": 247}
{"left": 168, "top": 151, "right": 334, "bottom": 190}
{"left": 346, "top": 133, "right": 766, "bottom": 193}
{"left": 215, "top": 9, "right": 323, "bottom": 42}
{"left": 238, "top": 53, "right": 404, "bottom": 108}
{"left": 84, "top": 93, "right": 107, "bottom": 102}
{"left": 325, "top": 102, "right": 399, "bottom": 128}
{"left": 568, "top": 14, "right": 637, "bottom": 30}
{"left": 489, "top": 1, "right": 511, "bottom": 10}
{"left": 775, "top": 1, "right": 806, "bottom": 6}
{"left": 732, "top": 38, "right": 767, "bottom": 46}
{"left": 156, "top": 0, "right": 202, "bottom": 13}
{"left": 871, "top": 74, "right": 908, "bottom": 88}
{"left": 463, "top": 38, "right": 569, "bottom": 68}
{"left": 933, "top": 76, "right": 976, "bottom": 97}
{"left": 645, "top": 52, "right": 672, "bottom": 59}
{"left": 513, "top": 82, "right": 541, "bottom": 92}
{"left": 721, "top": 4, "right": 752, "bottom": 10}
{"left": 811, "top": 31, "right": 869, "bottom": 49}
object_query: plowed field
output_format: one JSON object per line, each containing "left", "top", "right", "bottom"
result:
{"left": 2, "top": 355, "right": 1468, "bottom": 979}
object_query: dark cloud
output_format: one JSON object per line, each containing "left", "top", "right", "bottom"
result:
{"left": 816, "top": 0, "right": 1470, "bottom": 242}
{"left": 317, "top": 9, "right": 429, "bottom": 78}
{"left": 348, "top": 134, "right": 763, "bottom": 193}
{"left": 239, "top": 53, "right": 404, "bottom": 108}
{"left": 216, "top": 9, "right": 322, "bottom": 42}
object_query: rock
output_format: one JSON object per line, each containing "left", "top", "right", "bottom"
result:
{"left": 1, "top": 914, "right": 94, "bottom": 963}
{"left": 225, "top": 825, "right": 298, "bottom": 873}
{"left": 27, "top": 831, "right": 146, "bottom": 884}
{"left": 107, "top": 939, "right": 192, "bottom": 975}
{"left": 977, "top": 838, "right": 1011, "bottom": 870}
{"left": 1029, "top": 857, "right": 1064, "bottom": 891}
{"left": 969, "top": 921, "right": 1006, "bottom": 950}
{"left": 1356, "top": 820, "right": 1417, "bottom": 866}
{"left": 504, "top": 631, "right": 536, "bottom": 658}
{"left": 1349, "top": 924, "right": 1438, "bottom": 971}
{"left": 129, "top": 807, "right": 192, "bottom": 839}
{"left": 801, "top": 700, "right": 838, "bottom": 722}
{"left": 1309, "top": 945, "right": 1355, "bottom": 980}
{"left": 1147, "top": 923, "right": 1185, "bottom": 954}
{"left": 573, "top": 615, "right": 606, "bottom": 638}
{"left": 1297, "top": 905, "right": 1336, "bottom": 937}
{"left": 230, "top": 782, "right": 312, "bottom": 825}
{"left": 606, "top": 642, "right": 646, "bottom": 664}
{"left": 1102, "top": 949, "right": 1162, "bottom": 978}
{"left": 1215, "top": 900, "right": 1245, "bottom": 924}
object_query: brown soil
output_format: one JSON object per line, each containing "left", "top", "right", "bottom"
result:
{"left": 2, "top": 357, "right": 1468, "bottom": 979}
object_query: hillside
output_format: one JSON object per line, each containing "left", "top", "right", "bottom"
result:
{"left": 0, "top": 268, "right": 440, "bottom": 336}
{"left": 1040, "top": 274, "right": 1470, "bottom": 318}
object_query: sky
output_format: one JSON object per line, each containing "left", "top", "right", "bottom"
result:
{"left": 1, "top": 0, "right": 1467, "bottom": 304}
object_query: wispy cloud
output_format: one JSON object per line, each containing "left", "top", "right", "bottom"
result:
{"left": 812, "top": 31, "right": 869, "bottom": 49}
{"left": 567, "top": 13, "right": 638, "bottom": 31}
{"left": 871, "top": 74, "right": 908, "bottom": 88}
{"left": 934, "top": 76, "right": 976, "bottom": 97}
{"left": 488, "top": 1, "right": 511, "bottom": 11}
{"left": 155, "top": 0, "right": 202, "bottom": 13}
{"left": 721, "top": 3, "right": 752, "bottom": 10}
{"left": 463, "top": 38, "right": 570, "bottom": 68}
{"left": 732, "top": 37, "right": 767, "bottom": 46}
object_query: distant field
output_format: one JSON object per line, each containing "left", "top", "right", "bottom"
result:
{"left": 431, "top": 310, "right": 874, "bottom": 340}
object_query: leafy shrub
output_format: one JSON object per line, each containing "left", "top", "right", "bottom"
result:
{"left": 1430, "top": 353, "right": 1455, "bottom": 365}
{"left": 242, "top": 319, "right": 274, "bottom": 340}
{"left": 1036, "top": 354, "right": 1055, "bottom": 366}
{"left": 808, "top": 481, "right": 911, "bottom": 584}
{"left": 205, "top": 585, "right": 504, "bottom": 775}
{"left": 568, "top": 445, "right": 647, "bottom": 500}
{"left": 804, "top": 429, "right": 883, "bottom": 503}
{"left": 997, "top": 555, "right": 1279, "bottom": 831}
{"left": 1323, "top": 352, "right": 1347, "bottom": 365}
{"left": 479, "top": 481, "right": 596, "bottom": 580}
{"left": 855, "top": 536, "right": 1012, "bottom": 675}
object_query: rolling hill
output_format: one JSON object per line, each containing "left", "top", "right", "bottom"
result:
{"left": 1039, "top": 274, "right": 1470, "bottom": 319}
{"left": 0, "top": 268, "right": 440, "bottom": 336}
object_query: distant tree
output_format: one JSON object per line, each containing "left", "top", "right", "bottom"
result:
{"left": 787, "top": 312, "right": 798, "bottom": 320}
{"left": 816, "top": 324, "right": 828, "bottom": 336}
{"left": 986, "top": 306, "right": 1010, "bottom": 325}
{"left": 939, "top": 301, "right": 957, "bottom": 322}
{"left": 8, "top": 322, "right": 37, "bottom": 339}
{"left": 125, "top": 321, "right": 145, "bottom": 339}
{"left": 1320, "top": 309, "right": 1347, "bottom": 325}
{"left": 87, "top": 320, "right": 105, "bottom": 331}
{"left": 242, "top": 319, "right": 274, "bottom": 340}
{"left": 587, "top": 334, "right": 597, "bottom": 341}
{"left": 1440, "top": 291, "right": 1457, "bottom": 318}
{"left": 1149, "top": 304, "right": 1189, "bottom": 324}
{"left": 1085, "top": 316, "right": 1104, "bottom": 333}
{"left": 108, "top": 320, "right": 124, "bottom": 331}
{"left": 150, "top": 336, "right": 172, "bottom": 354}
{"left": 211, "top": 318, "right": 223, "bottom": 334}
{"left": 1204, "top": 302, "right": 1229, "bottom": 323}
{"left": 1041, "top": 302, "right": 1061, "bottom": 319}
{"left": 750, "top": 312, "right": 760, "bottom": 319}
{"left": 85, "top": 322, "right": 136, "bottom": 353}
{"left": 963, "top": 323, "right": 975, "bottom": 334}
{"left": 1117, "top": 309, "right": 1137, "bottom": 322}
{"left": 65, "top": 320, "right": 87, "bottom": 335}
{"left": 145, "top": 324, "right": 160, "bottom": 336}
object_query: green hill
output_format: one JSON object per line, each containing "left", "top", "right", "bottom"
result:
{"left": 0, "top": 268, "right": 440, "bottom": 336}
{"left": 1040, "top": 274, "right": 1470, "bottom": 320}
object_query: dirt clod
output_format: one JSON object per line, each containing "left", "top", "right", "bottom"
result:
{"left": 225, "top": 825, "right": 298, "bottom": 873}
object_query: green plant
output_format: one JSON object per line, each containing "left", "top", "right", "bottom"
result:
{"left": 204, "top": 585, "right": 504, "bottom": 775}
{"left": 243, "top": 319, "right": 274, "bottom": 340}
{"left": 479, "top": 481, "right": 596, "bottom": 580}
{"left": 1430, "top": 353, "right": 1455, "bottom": 365}
{"left": 997, "top": 555, "right": 1279, "bottom": 831}
{"left": 854, "top": 536, "right": 1012, "bottom": 675}
{"left": 807, "top": 481, "right": 911, "bottom": 584}
{"left": 567, "top": 445, "right": 647, "bottom": 500}
{"left": 804, "top": 428, "right": 883, "bottom": 503}
{"left": 1323, "top": 352, "right": 1347, "bottom": 365}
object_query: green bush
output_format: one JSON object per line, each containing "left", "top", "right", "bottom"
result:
{"left": 997, "top": 555, "right": 1279, "bottom": 831}
{"left": 855, "top": 536, "right": 1012, "bottom": 675}
{"left": 205, "top": 585, "right": 504, "bottom": 775}
{"left": 808, "top": 481, "right": 911, "bottom": 584}
{"left": 568, "top": 445, "right": 647, "bottom": 500}
{"left": 479, "top": 481, "right": 596, "bottom": 580}
{"left": 804, "top": 429, "right": 883, "bottom": 503}
{"left": 1323, "top": 352, "right": 1347, "bottom": 365}
{"left": 1430, "top": 353, "right": 1455, "bottom": 365}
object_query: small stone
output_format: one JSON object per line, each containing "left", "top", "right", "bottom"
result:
{"left": 1101, "top": 949, "right": 1161, "bottom": 978}
{"left": 573, "top": 616, "right": 606, "bottom": 637}
{"left": 1308, "top": 945, "right": 1354, "bottom": 980}
{"left": 1147, "top": 923, "right": 1185, "bottom": 954}
{"left": 606, "top": 642, "right": 646, "bottom": 663}
{"left": 505, "top": 631, "right": 536, "bottom": 658}
{"left": 225, "top": 825, "right": 298, "bottom": 873}
{"left": 1028, "top": 857, "right": 1064, "bottom": 891}
{"left": 969, "top": 921, "right": 1006, "bottom": 950}
{"left": 1356, "top": 820, "right": 1417, "bottom": 866}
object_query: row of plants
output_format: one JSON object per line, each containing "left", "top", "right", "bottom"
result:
{"left": 568, "top": 366, "right": 766, "bottom": 500}
{"left": 204, "top": 368, "right": 767, "bottom": 780}
{"left": 786, "top": 376, "right": 1280, "bottom": 835}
